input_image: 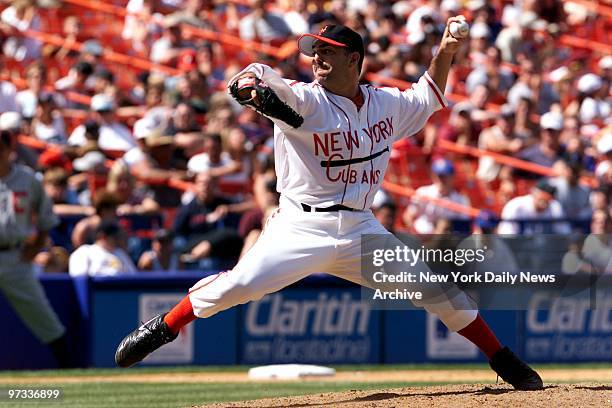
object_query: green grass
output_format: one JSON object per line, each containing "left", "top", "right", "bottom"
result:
{"left": 0, "top": 381, "right": 446, "bottom": 408}
{"left": 0, "top": 364, "right": 610, "bottom": 407}
{"left": 1, "top": 363, "right": 611, "bottom": 378}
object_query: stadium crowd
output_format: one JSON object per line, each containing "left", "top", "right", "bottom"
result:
{"left": 0, "top": 0, "right": 610, "bottom": 277}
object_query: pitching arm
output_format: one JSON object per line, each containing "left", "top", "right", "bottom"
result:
{"left": 427, "top": 16, "right": 467, "bottom": 93}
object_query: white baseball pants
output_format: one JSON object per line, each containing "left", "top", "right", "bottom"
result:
{"left": 188, "top": 196, "right": 477, "bottom": 332}
{"left": 0, "top": 250, "right": 66, "bottom": 343}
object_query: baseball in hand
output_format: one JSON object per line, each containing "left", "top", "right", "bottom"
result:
{"left": 449, "top": 20, "right": 470, "bottom": 39}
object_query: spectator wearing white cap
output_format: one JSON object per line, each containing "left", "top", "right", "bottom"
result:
{"left": 0, "top": 111, "right": 22, "bottom": 133}
{"left": 517, "top": 111, "right": 565, "bottom": 176}
{"left": 495, "top": 8, "right": 526, "bottom": 63}
{"left": 468, "top": 22, "right": 491, "bottom": 68}
{"left": 0, "top": 110, "right": 38, "bottom": 168}
{"left": 122, "top": 115, "right": 159, "bottom": 168}
{"left": 122, "top": 0, "right": 162, "bottom": 53}
{"left": 279, "top": 0, "right": 309, "bottom": 36}
{"left": 440, "top": 0, "right": 460, "bottom": 19}
{"left": 600, "top": 56, "right": 612, "bottom": 73}
{"left": 130, "top": 122, "right": 186, "bottom": 185}
{"left": 595, "top": 132, "right": 612, "bottom": 186}
{"left": 68, "top": 94, "right": 136, "bottom": 151}
{"left": 404, "top": 0, "right": 441, "bottom": 44}
{"left": 576, "top": 73, "right": 610, "bottom": 125}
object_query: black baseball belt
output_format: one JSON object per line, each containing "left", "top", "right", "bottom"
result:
{"left": 300, "top": 203, "right": 360, "bottom": 212}
{"left": 320, "top": 146, "right": 390, "bottom": 168}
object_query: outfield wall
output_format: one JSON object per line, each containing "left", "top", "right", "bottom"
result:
{"left": 1, "top": 273, "right": 611, "bottom": 369}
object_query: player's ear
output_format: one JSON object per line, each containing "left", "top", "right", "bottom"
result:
{"left": 349, "top": 51, "right": 360, "bottom": 68}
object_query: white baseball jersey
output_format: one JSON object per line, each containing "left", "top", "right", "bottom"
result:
{"left": 185, "top": 65, "right": 478, "bottom": 335}
{"left": 0, "top": 164, "right": 58, "bottom": 246}
{"left": 69, "top": 243, "right": 137, "bottom": 277}
{"left": 229, "top": 64, "right": 447, "bottom": 210}
{"left": 0, "top": 164, "right": 65, "bottom": 344}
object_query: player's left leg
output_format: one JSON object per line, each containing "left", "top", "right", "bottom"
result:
{"left": 115, "top": 207, "right": 340, "bottom": 367}
{"left": 329, "top": 212, "right": 542, "bottom": 390}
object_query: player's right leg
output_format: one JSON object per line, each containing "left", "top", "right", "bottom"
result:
{"left": 115, "top": 208, "right": 337, "bottom": 367}
{"left": 329, "top": 215, "right": 543, "bottom": 390}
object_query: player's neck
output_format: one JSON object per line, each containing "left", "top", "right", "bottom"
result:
{"left": 323, "top": 79, "right": 360, "bottom": 100}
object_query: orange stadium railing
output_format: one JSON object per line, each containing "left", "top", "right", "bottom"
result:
{"left": 382, "top": 180, "right": 482, "bottom": 218}
{"left": 558, "top": 35, "right": 612, "bottom": 55}
{"left": 437, "top": 139, "right": 599, "bottom": 188}
{"left": 18, "top": 134, "right": 196, "bottom": 192}
{"left": 60, "top": 0, "right": 612, "bottom": 57}
{"left": 60, "top": 0, "right": 297, "bottom": 60}
{"left": 12, "top": 1, "right": 607, "bottom": 218}
{"left": 563, "top": 0, "right": 612, "bottom": 19}
{"left": 2, "top": 74, "right": 92, "bottom": 107}
{"left": 1, "top": 75, "right": 145, "bottom": 121}
{"left": 21, "top": 29, "right": 181, "bottom": 76}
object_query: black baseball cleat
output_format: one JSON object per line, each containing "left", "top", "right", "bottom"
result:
{"left": 489, "top": 346, "right": 543, "bottom": 390}
{"left": 115, "top": 313, "right": 178, "bottom": 368}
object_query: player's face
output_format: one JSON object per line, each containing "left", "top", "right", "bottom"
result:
{"left": 312, "top": 43, "right": 352, "bottom": 86}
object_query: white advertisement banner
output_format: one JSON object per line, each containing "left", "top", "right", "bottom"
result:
{"left": 139, "top": 294, "right": 194, "bottom": 364}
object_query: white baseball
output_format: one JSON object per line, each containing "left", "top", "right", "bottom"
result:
{"left": 450, "top": 20, "right": 470, "bottom": 38}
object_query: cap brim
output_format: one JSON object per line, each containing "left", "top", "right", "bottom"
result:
{"left": 297, "top": 34, "right": 347, "bottom": 57}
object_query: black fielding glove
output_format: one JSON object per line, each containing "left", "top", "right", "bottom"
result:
{"left": 229, "top": 76, "right": 304, "bottom": 129}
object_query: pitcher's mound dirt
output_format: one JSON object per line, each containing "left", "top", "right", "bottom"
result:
{"left": 202, "top": 383, "right": 611, "bottom": 408}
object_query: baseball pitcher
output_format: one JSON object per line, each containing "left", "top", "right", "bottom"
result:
{"left": 115, "top": 18, "right": 542, "bottom": 390}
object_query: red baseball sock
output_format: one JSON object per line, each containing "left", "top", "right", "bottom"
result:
{"left": 457, "top": 314, "right": 502, "bottom": 360}
{"left": 163, "top": 295, "right": 197, "bottom": 334}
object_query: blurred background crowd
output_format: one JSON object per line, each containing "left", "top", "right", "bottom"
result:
{"left": 0, "top": 0, "right": 610, "bottom": 277}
